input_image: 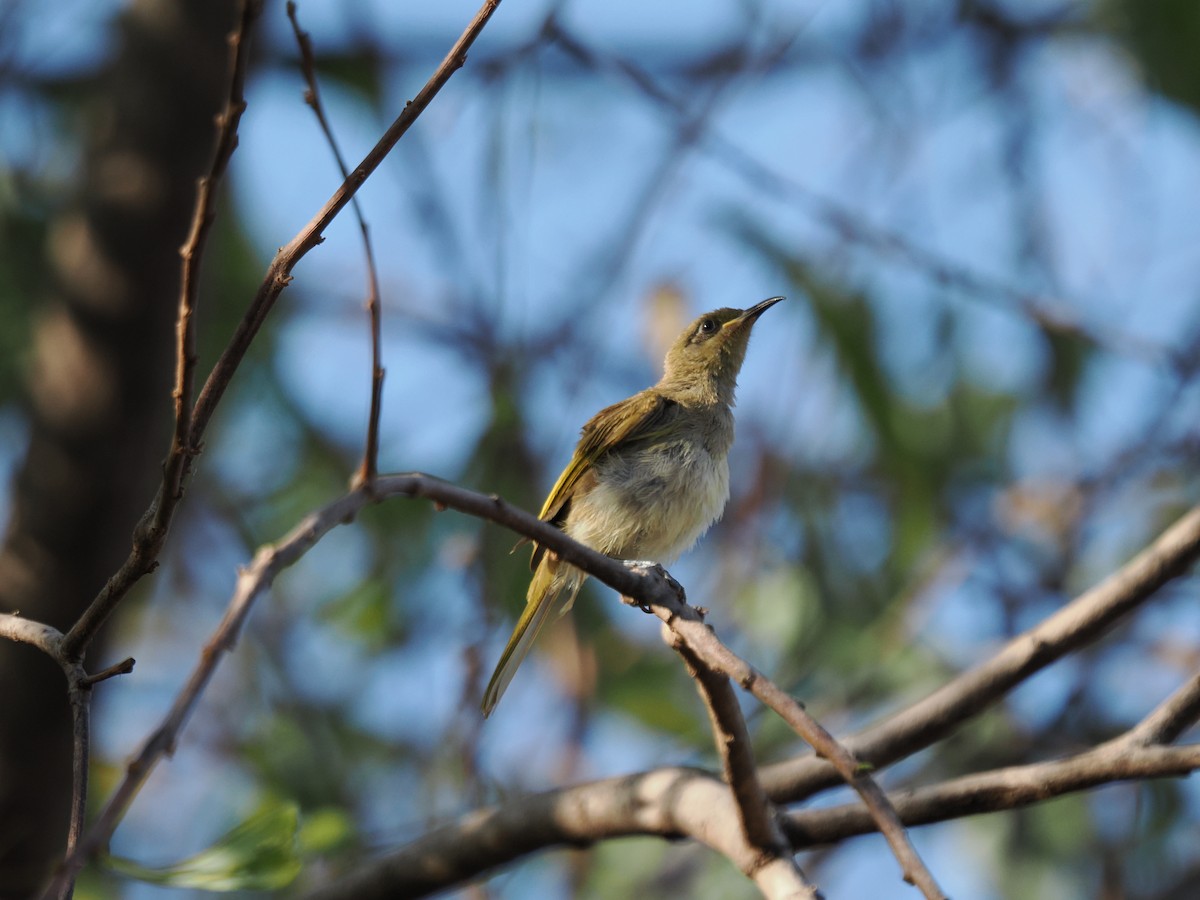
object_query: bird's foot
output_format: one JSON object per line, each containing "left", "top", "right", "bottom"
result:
{"left": 619, "top": 559, "right": 685, "bottom": 610}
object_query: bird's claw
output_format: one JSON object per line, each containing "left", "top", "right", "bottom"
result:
{"left": 620, "top": 559, "right": 685, "bottom": 609}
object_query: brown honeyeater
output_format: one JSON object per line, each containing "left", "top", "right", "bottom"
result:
{"left": 482, "top": 296, "right": 784, "bottom": 716}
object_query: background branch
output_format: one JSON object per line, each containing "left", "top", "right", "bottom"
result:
{"left": 58, "top": 0, "right": 262, "bottom": 663}
{"left": 285, "top": 1, "right": 386, "bottom": 484}
{"left": 666, "top": 630, "right": 811, "bottom": 896}
{"left": 760, "top": 503, "right": 1200, "bottom": 803}
{"left": 59, "top": 0, "right": 504, "bottom": 662}
{"left": 639, "top": 576, "right": 945, "bottom": 898}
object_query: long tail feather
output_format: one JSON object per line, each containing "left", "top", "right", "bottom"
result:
{"left": 481, "top": 562, "right": 582, "bottom": 716}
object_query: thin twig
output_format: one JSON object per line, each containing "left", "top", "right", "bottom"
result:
{"left": 665, "top": 629, "right": 809, "bottom": 893}
{"left": 172, "top": 0, "right": 259, "bottom": 480}
{"left": 783, "top": 742, "right": 1200, "bottom": 848}
{"left": 0, "top": 614, "right": 132, "bottom": 900}
{"left": 637, "top": 578, "right": 945, "bottom": 898}
{"left": 59, "top": 0, "right": 262, "bottom": 663}
{"left": 82, "top": 657, "right": 136, "bottom": 687}
{"left": 759, "top": 503, "right": 1200, "bottom": 803}
{"left": 285, "top": 2, "right": 386, "bottom": 485}
{"left": 59, "top": 0, "right": 503, "bottom": 662}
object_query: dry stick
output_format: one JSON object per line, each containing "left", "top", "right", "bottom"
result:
{"left": 759, "top": 503, "right": 1200, "bottom": 804}
{"left": 1123, "top": 670, "right": 1200, "bottom": 747}
{"left": 0, "top": 616, "right": 133, "bottom": 900}
{"left": 783, "top": 742, "right": 1200, "bottom": 848}
{"left": 667, "top": 636, "right": 812, "bottom": 895}
{"left": 638, "top": 583, "right": 945, "bottom": 899}
{"left": 47, "top": 474, "right": 842, "bottom": 896}
{"left": 61, "top": 0, "right": 502, "bottom": 662}
{"left": 59, "top": 0, "right": 262, "bottom": 663}
{"left": 286, "top": 2, "right": 386, "bottom": 484}
{"left": 43, "top": 492, "right": 367, "bottom": 896}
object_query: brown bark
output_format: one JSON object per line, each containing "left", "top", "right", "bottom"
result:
{"left": 0, "top": 1, "right": 236, "bottom": 892}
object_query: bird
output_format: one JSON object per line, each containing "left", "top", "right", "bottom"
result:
{"left": 481, "top": 296, "right": 784, "bottom": 716}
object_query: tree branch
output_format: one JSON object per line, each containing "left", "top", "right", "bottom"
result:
{"left": 635, "top": 575, "right": 945, "bottom": 898}
{"left": 0, "top": 614, "right": 132, "bottom": 900}
{"left": 783, "top": 743, "right": 1200, "bottom": 847}
{"left": 300, "top": 767, "right": 820, "bottom": 900}
{"left": 59, "top": 0, "right": 262, "bottom": 663}
{"left": 665, "top": 628, "right": 812, "bottom": 896}
{"left": 59, "top": 0, "right": 504, "bottom": 662}
{"left": 759, "top": 503, "right": 1200, "bottom": 803}
{"left": 285, "top": 1, "right": 386, "bottom": 485}
{"left": 45, "top": 475, "right": 1200, "bottom": 896}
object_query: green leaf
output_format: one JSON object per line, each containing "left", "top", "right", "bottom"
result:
{"left": 103, "top": 801, "right": 301, "bottom": 891}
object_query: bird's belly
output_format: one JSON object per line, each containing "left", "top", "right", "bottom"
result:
{"left": 565, "top": 441, "right": 731, "bottom": 563}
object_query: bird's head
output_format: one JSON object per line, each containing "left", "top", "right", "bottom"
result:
{"left": 659, "top": 296, "right": 783, "bottom": 405}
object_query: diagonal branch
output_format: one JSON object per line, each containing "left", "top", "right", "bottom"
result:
{"left": 286, "top": 1, "right": 386, "bottom": 485}
{"left": 59, "top": 0, "right": 505, "bottom": 662}
{"left": 783, "top": 742, "right": 1200, "bottom": 848}
{"left": 758, "top": 503, "right": 1200, "bottom": 804}
{"left": 634, "top": 576, "right": 945, "bottom": 899}
{"left": 665, "top": 629, "right": 811, "bottom": 896}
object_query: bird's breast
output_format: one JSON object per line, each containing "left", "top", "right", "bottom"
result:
{"left": 564, "top": 435, "right": 732, "bottom": 564}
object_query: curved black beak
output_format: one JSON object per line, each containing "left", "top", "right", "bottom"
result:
{"left": 734, "top": 295, "right": 785, "bottom": 324}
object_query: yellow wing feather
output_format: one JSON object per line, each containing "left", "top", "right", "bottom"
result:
{"left": 529, "top": 390, "right": 677, "bottom": 571}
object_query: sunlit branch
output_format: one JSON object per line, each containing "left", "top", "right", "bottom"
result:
{"left": 759, "top": 503, "right": 1200, "bottom": 803}
{"left": 286, "top": 1, "right": 386, "bottom": 485}
{"left": 59, "top": 0, "right": 503, "bottom": 665}
{"left": 60, "top": 0, "right": 263, "bottom": 662}
{"left": 665, "top": 627, "right": 811, "bottom": 893}
{"left": 631, "top": 573, "right": 945, "bottom": 899}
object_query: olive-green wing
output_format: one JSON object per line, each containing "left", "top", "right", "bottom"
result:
{"left": 530, "top": 390, "right": 677, "bottom": 570}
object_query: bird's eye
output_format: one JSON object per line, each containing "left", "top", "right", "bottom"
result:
{"left": 698, "top": 318, "right": 717, "bottom": 336}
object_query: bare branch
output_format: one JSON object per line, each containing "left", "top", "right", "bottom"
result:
{"left": 635, "top": 577, "right": 944, "bottom": 899}
{"left": 59, "top": 0, "right": 263, "bottom": 663}
{"left": 0, "top": 614, "right": 130, "bottom": 900}
{"left": 1123, "top": 671, "right": 1200, "bottom": 747}
{"left": 298, "top": 733, "right": 1200, "bottom": 897}
{"left": 665, "top": 627, "right": 812, "bottom": 895}
{"left": 59, "top": 0, "right": 504, "bottom": 662}
{"left": 759, "top": 503, "right": 1200, "bottom": 803}
{"left": 783, "top": 742, "right": 1200, "bottom": 848}
{"left": 300, "top": 767, "right": 818, "bottom": 900}
{"left": 285, "top": 1, "right": 386, "bottom": 485}
{"left": 46, "top": 474, "right": 1200, "bottom": 895}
